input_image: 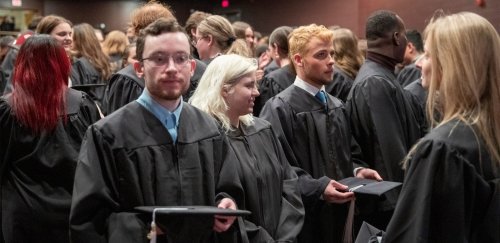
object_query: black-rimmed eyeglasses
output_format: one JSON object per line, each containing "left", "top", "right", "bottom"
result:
{"left": 141, "top": 53, "right": 190, "bottom": 68}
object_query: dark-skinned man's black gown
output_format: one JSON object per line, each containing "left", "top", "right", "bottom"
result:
{"left": 260, "top": 84, "right": 361, "bottom": 243}
{"left": 346, "top": 55, "right": 425, "bottom": 230}
{"left": 384, "top": 119, "right": 500, "bottom": 243}
{"left": 69, "top": 101, "right": 243, "bottom": 243}
{"left": 0, "top": 89, "right": 101, "bottom": 243}
{"left": 225, "top": 118, "right": 304, "bottom": 243}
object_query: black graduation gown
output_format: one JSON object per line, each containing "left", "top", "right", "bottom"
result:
{"left": 0, "top": 89, "right": 101, "bottom": 243}
{"left": 383, "top": 120, "right": 500, "bottom": 243}
{"left": 404, "top": 78, "right": 428, "bottom": 134}
{"left": 326, "top": 67, "right": 354, "bottom": 103}
{"left": 102, "top": 64, "right": 143, "bottom": 115}
{"left": 185, "top": 59, "right": 206, "bottom": 100}
{"left": 1, "top": 47, "right": 18, "bottom": 95}
{"left": 263, "top": 60, "right": 279, "bottom": 77}
{"left": 260, "top": 85, "right": 359, "bottom": 243}
{"left": 69, "top": 101, "right": 243, "bottom": 243}
{"left": 226, "top": 118, "right": 304, "bottom": 243}
{"left": 404, "top": 78, "right": 427, "bottom": 113}
{"left": 396, "top": 63, "right": 421, "bottom": 87}
{"left": 102, "top": 60, "right": 206, "bottom": 116}
{"left": 71, "top": 57, "right": 107, "bottom": 109}
{"left": 346, "top": 60, "right": 424, "bottom": 213}
{"left": 254, "top": 64, "right": 295, "bottom": 116}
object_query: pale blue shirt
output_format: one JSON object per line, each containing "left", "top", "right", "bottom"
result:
{"left": 137, "top": 89, "right": 182, "bottom": 143}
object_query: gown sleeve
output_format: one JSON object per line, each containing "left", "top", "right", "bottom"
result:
{"left": 260, "top": 97, "right": 330, "bottom": 206}
{"left": 70, "top": 126, "right": 120, "bottom": 243}
{"left": 272, "top": 129, "right": 305, "bottom": 242}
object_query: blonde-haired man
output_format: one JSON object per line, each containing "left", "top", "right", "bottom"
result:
{"left": 260, "top": 24, "right": 380, "bottom": 243}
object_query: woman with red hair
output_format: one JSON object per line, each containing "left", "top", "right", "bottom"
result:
{"left": 0, "top": 35, "right": 100, "bottom": 243}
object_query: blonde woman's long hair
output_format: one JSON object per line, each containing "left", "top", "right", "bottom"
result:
{"left": 424, "top": 12, "right": 500, "bottom": 166}
{"left": 189, "top": 54, "right": 257, "bottom": 131}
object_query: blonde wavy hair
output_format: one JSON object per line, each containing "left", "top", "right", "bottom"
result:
{"left": 288, "top": 24, "right": 333, "bottom": 73}
{"left": 425, "top": 12, "right": 500, "bottom": 165}
{"left": 189, "top": 54, "right": 257, "bottom": 131}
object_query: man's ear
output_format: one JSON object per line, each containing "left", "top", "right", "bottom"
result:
{"left": 133, "top": 61, "right": 144, "bottom": 78}
{"left": 393, "top": 32, "right": 402, "bottom": 46}
{"left": 190, "top": 28, "right": 197, "bottom": 39}
{"left": 293, "top": 53, "right": 303, "bottom": 67}
{"left": 189, "top": 59, "right": 196, "bottom": 77}
{"left": 407, "top": 42, "right": 415, "bottom": 53}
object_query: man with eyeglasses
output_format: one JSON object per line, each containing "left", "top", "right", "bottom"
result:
{"left": 259, "top": 24, "right": 381, "bottom": 243}
{"left": 102, "top": 1, "right": 206, "bottom": 116}
{"left": 70, "top": 18, "right": 243, "bottom": 243}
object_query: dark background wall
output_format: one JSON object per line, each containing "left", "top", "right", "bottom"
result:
{"left": 0, "top": 0, "right": 498, "bottom": 38}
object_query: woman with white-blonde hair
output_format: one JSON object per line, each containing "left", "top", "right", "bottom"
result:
{"left": 384, "top": 12, "right": 500, "bottom": 243}
{"left": 190, "top": 54, "right": 304, "bottom": 243}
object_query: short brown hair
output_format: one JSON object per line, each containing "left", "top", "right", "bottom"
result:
{"left": 184, "top": 11, "right": 211, "bottom": 40}
{"left": 136, "top": 18, "right": 187, "bottom": 61}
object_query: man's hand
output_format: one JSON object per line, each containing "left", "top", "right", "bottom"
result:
{"left": 213, "top": 198, "right": 237, "bottom": 232}
{"left": 355, "top": 168, "right": 383, "bottom": 181}
{"left": 322, "top": 180, "right": 355, "bottom": 204}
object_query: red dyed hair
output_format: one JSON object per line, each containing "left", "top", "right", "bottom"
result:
{"left": 12, "top": 35, "right": 70, "bottom": 133}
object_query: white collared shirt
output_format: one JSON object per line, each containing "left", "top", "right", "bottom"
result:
{"left": 293, "top": 76, "right": 325, "bottom": 96}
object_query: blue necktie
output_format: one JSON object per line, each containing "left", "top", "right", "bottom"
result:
{"left": 166, "top": 113, "right": 177, "bottom": 143}
{"left": 315, "top": 90, "right": 327, "bottom": 104}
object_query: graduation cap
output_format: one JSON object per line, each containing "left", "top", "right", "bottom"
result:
{"left": 338, "top": 177, "right": 402, "bottom": 196}
{"left": 135, "top": 206, "right": 250, "bottom": 243}
{"left": 355, "top": 221, "right": 384, "bottom": 243}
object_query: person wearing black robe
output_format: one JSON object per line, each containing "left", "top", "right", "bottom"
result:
{"left": 70, "top": 18, "right": 242, "bottom": 243}
{"left": 1, "top": 31, "right": 34, "bottom": 95}
{"left": 346, "top": 10, "right": 424, "bottom": 231}
{"left": 254, "top": 64, "right": 294, "bottom": 116}
{"left": 396, "top": 29, "right": 423, "bottom": 87}
{"left": 404, "top": 78, "right": 427, "bottom": 119}
{"left": 326, "top": 27, "right": 365, "bottom": 103}
{"left": 102, "top": 64, "right": 144, "bottom": 115}
{"left": 383, "top": 120, "right": 499, "bottom": 243}
{"left": 0, "top": 36, "right": 101, "bottom": 243}
{"left": 190, "top": 54, "right": 304, "bottom": 243}
{"left": 71, "top": 57, "right": 107, "bottom": 109}
{"left": 326, "top": 68, "right": 353, "bottom": 103}
{"left": 396, "top": 62, "right": 421, "bottom": 87}
{"left": 226, "top": 120, "right": 304, "bottom": 243}
{"left": 101, "top": 2, "right": 206, "bottom": 116}
{"left": 263, "top": 59, "right": 279, "bottom": 77}
{"left": 260, "top": 24, "right": 381, "bottom": 243}
{"left": 254, "top": 26, "right": 294, "bottom": 116}
{"left": 384, "top": 12, "right": 500, "bottom": 242}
